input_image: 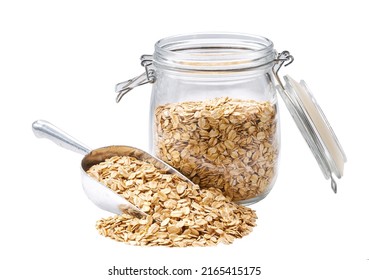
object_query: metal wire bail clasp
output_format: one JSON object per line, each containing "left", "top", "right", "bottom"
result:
{"left": 272, "top": 51, "right": 294, "bottom": 90}
{"left": 115, "top": 55, "right": 156, "bottom": 103}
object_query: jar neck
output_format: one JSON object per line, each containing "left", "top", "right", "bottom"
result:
{"left": 153, "top": 32, "right": 276, "bottom": 74}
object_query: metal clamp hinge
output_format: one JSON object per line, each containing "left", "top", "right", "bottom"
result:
{"left": 115, "top": 55, "right": 156, "bottom": 103}
{"left": 273, "top": 50, "right": 294, "bottom": 91}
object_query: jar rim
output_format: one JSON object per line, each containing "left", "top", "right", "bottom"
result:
{"left": 153, "top": 32, "right": 276, "bottom": 72}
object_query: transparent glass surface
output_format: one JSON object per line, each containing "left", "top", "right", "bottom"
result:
{"left": 149, "top": 33, "right": 280, "bottom": 205}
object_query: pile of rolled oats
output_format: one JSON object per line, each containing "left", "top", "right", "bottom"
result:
{"left": 154, "top": 97, "right": 278, "bottom": 202}
{"left": 87, "top": 155, "right": 257, "bottom": 247}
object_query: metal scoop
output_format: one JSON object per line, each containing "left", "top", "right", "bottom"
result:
{"left": 32, "top": 120, "right": 193, "bottom": 218}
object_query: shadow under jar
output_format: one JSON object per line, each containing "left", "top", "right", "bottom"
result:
{"left": 148, "top": 33, "right": 280, "bottom": 204}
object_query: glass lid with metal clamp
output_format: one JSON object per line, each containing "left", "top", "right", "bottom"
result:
{"left": 273, "top": 51, "right": 347, "bottom": 193}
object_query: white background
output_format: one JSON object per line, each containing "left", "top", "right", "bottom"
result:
{"left": 0, "top": 0, "right": 367, "bottom": 279}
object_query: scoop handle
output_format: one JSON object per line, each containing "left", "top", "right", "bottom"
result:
{"left": 32, "top": 120, "right": 91, "bottom": 155}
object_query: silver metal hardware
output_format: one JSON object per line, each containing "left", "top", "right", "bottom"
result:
{"left": 273, "top": 51, "right": 294, "bottom": 90}
{"left": 331, "top": 175, "right": 337, "bottom": 193}
{"left": 115, "top": 55, "right": 156, "bottom": 103}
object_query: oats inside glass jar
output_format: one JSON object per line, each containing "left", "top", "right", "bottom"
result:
{"left": 154, "top": 97, "right": 278, "bottom": 202}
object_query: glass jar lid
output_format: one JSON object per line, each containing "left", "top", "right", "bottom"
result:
{"left": 276, "top": 75, "right": 347, "bottom": 192}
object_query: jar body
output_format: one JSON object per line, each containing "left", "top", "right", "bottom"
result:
{"left": 149, "top": 33, "right": 280, "bottom": 204}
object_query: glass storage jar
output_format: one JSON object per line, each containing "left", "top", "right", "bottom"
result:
{"left": 115, "top": 32, "right": 346, "bottom": 205}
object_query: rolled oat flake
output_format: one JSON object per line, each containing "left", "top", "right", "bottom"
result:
{"left": 116, "top": 32, "right": 346, "bottom": 200}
